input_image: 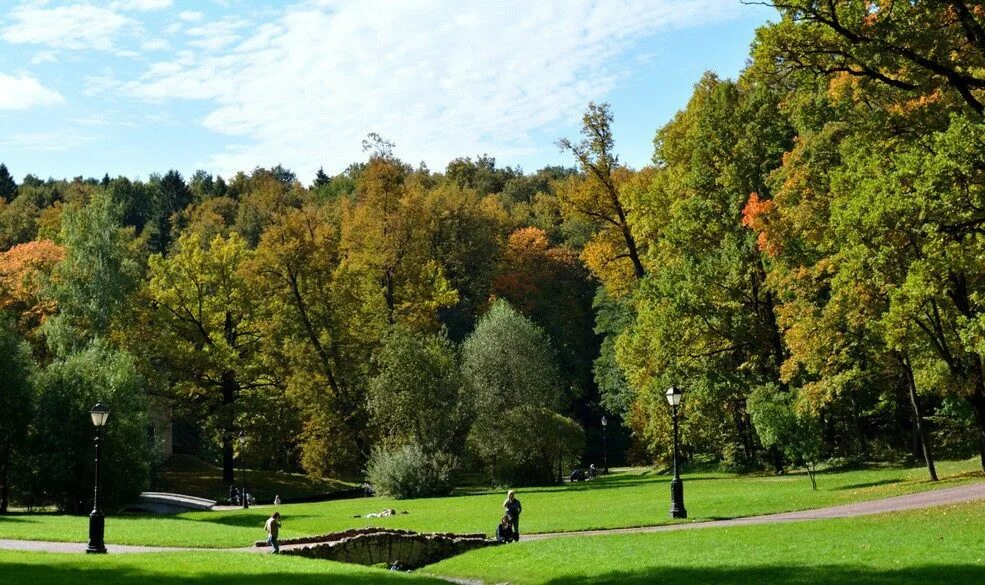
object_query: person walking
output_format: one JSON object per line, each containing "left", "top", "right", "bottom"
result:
{"left": 503, "top": 490, "right": 522, "bottom": 540}
{"left": 274, "top": 494, "right": 281, "bottom": 506}
{"left": 265, "top": 512, "right": 281, "bottom": 553}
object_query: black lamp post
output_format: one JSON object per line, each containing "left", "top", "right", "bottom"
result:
{"left": 87, "top": 402, "right": 109, "bottom": 554}
{"left": 239, "top": 431, "right": 249, "bottom": 510}
{"left": 601, "top": 415, "right": 609, "bottom": 474}
{"left": 665, "top": 386, "right": 687, "bottom": 519}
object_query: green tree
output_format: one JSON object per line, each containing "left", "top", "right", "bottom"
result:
{"left": 23, "top": 342, "right": 150, "bottom": 512}
{"left": 748, "top": 384, "right": 823, "bottom": 490}
{"left": 43, "top": 191, "right": 142, "bottom": 355}
{"left": 249, "top": 205, "right": 372, "bottom": 476}
{"left": 462, "top": 300, "right": 572, "bottom": 483}
{"left": 149, "top": 170, "right": 194, "bottom": 253}
{"left": 754, "top": 1, "right": 985, "bottom": 114}
{"left": 558, "top": 102, "right": 646, "bottom": 286}
{"left": 617, "top": 75, "right": 794, "bottom": 469}
{"left": 368, "top": 326, "right": 464, "bottom": 454}
{"left": 0, "top": 164, "right": 16, "bottom": 203}
{"left": 0, "top": 317, "right": 33, "bottom": 513}
{"left": 145, "top": 232, "right": 265, "bottom": 483}
{"left": 313, "top": 167, "right": 330, "bottom": 189}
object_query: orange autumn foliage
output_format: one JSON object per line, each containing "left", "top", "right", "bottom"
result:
{"left": 492, "top": 226, "right": 580, "bottom": 314}
{"left": 0, "top": 239, "right": 64, "bottom": 335}
{"left": 741, "top": 192, "right": 778, "bottom": 255}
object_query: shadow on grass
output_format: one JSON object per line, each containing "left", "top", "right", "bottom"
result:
{"left": 541, "top": 565, "right": 985, "bottom": 585}
{"left": 187, "top": 513, "right": 317, "bottom": 528}
{"left": 835, "top": 479, "right": 903, "bottom": 491}
{"left": 523, "top": 473, "right": 729, "bottom": 496}
{"left": 0, "top": 562, "right": 446, "bottom": 585}
{"left": 0, "top": 516, "right": 38, "bottom": 523}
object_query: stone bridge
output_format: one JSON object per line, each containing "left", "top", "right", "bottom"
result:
{"left": 256, "top": 527, "right": 496, "bottom": 569}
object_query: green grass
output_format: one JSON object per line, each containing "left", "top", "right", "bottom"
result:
{"left": 157, "top": 455, "right": 354, "bottom": 502}
{"left": 0, "top": 550, "right": 446, "bottom": 585}
{"left": 427, "top": 500, "right": 985, "bottom": 584}
{"left": 0, "top": 458, "right": 980, "bottom": 548}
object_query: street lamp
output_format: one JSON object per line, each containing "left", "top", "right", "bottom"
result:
{"left": 665, "top": 386, "right": 687, "bottom": 519}
{"left": 600, "top": 415, "right": 609, "bottom": 474}
{"left": 238, "top": 431, "right": 249, "bottom": 510}
{"left": 87, "top": 402, "right": 109, "bottom": 554}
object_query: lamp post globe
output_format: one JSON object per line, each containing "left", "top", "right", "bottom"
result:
{"left": 238, "top": 431, "right": 249, "bottom": 510}
{"left": 600, "top": 415, "right": 609, "bottom": 474}
{"left": 86, "top": 402, "right": 109, "bottom": 554}
{"left": 665, "top": 387, "right": 687, "bottom": 519}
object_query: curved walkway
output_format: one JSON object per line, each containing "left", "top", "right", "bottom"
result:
{"left": 525, "top": 482, "right": 985, "bottom": 541}
{"left": 2, "top": 482, "right": 984, "bottom": 554}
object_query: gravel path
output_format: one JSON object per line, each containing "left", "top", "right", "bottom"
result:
{"left": 2, "top": 482, "right": 983, "bottom": 554}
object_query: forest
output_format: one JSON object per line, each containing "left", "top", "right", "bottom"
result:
{"left": 0, "top": 1, "right": 984, "bottom": 512}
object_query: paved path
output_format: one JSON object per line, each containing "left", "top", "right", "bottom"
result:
{"left": 524, "top": 482, "right": 985, "bottom": 541}
{"left": 2, "top": 482, "right": 984, "bottom": 554}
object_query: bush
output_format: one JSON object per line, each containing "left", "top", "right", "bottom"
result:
{"left": 366, "top": 443, "right": 457, "bottom": 499}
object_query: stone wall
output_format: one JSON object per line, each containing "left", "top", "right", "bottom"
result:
{"left": 273, "top": 528, "right": 497, "bottom": 569}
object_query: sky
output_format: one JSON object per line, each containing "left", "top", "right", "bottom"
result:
{"left": 0, "top": 0, "right": 777, "bottom": 184}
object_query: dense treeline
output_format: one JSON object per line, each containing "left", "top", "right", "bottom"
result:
{"left": 1, "top": 0, "right": 983, "bottom": 509}
{"left": 0, "top": 139, "right": 598, "bottom": 506}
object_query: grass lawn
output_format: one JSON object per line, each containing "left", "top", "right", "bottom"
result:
{"left": 157, "top": 455, "right": 355, "bottom": 502}
{"left": 0, "top": 550, "right": 446, "bottom": 585}
{"left": 0, "top": 458, "right": 980, "bottom": 548}
{"left": 427, "top": 501, "right": 985, "bottom": 584}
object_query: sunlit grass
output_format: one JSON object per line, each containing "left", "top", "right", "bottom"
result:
{"left": 427, "top": 500, "right": 985, "bottom": 584}
{"left": 0, "top": 458, "right": 979, "bottom": 548}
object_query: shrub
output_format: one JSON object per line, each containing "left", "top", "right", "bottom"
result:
{"left": 366, "top": 443, "right": 457, "bottom": 499}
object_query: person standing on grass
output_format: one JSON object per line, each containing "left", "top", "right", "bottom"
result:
{"left": 504, "top": 490, "right": 522, "bottom": 540}
{"left": 274, "top": 494, "right": 281, "bottom": 506}
{"left": 265, "top": 512, "right": 281, "bottom": 553}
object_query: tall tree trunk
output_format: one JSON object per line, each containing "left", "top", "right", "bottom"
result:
{"left": 221, "top": 371, "right": 238, "bottom": 485}
{"left": 222, "top": 434, "right": 234, "bottom": 485}
{"left": 900, "top": 354, "right": 938, "bottom": 481}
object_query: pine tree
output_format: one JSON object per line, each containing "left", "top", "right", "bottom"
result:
{"left": 0, "top": 164, "right": 17, "bottom": 203}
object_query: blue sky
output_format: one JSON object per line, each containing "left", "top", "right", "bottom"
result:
{"left": 0, "top": 1, "right": 776, "bottom": 184}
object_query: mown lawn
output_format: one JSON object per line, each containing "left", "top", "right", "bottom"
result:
{"left": 0, "top": 458, "right": 980, "bottom": 548}
{"left": 427, "top": 501, "right": 985, "bottom": 584}
{"left": 0, "top": 550, "right": 445, "bottom": 585}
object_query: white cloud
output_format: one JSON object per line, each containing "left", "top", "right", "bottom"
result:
{"left": 142, "top": 38, "right": 172, "bottom": 51}
{"left": 123, "top": 0, "right": 741, "bottom": 177}
{"left": 30, "top": 50, "right": 59, "bottom": 65}
{"left": 112, "top": 0, "right": 174, "bottom": 10}
{"left": 179, "top": 10, "right": 205, "bottom": 22}
{"left": 185, "top": 17, "right": 248, "bottom": 51}
{"left": 0, "top": 73, "right": 65, "bottom": 110}
{"left": 1, "top": 3, "right": 134, "bottom": 52}
{"left": 0, "top": 131, "right": 98, "bottom": 152}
